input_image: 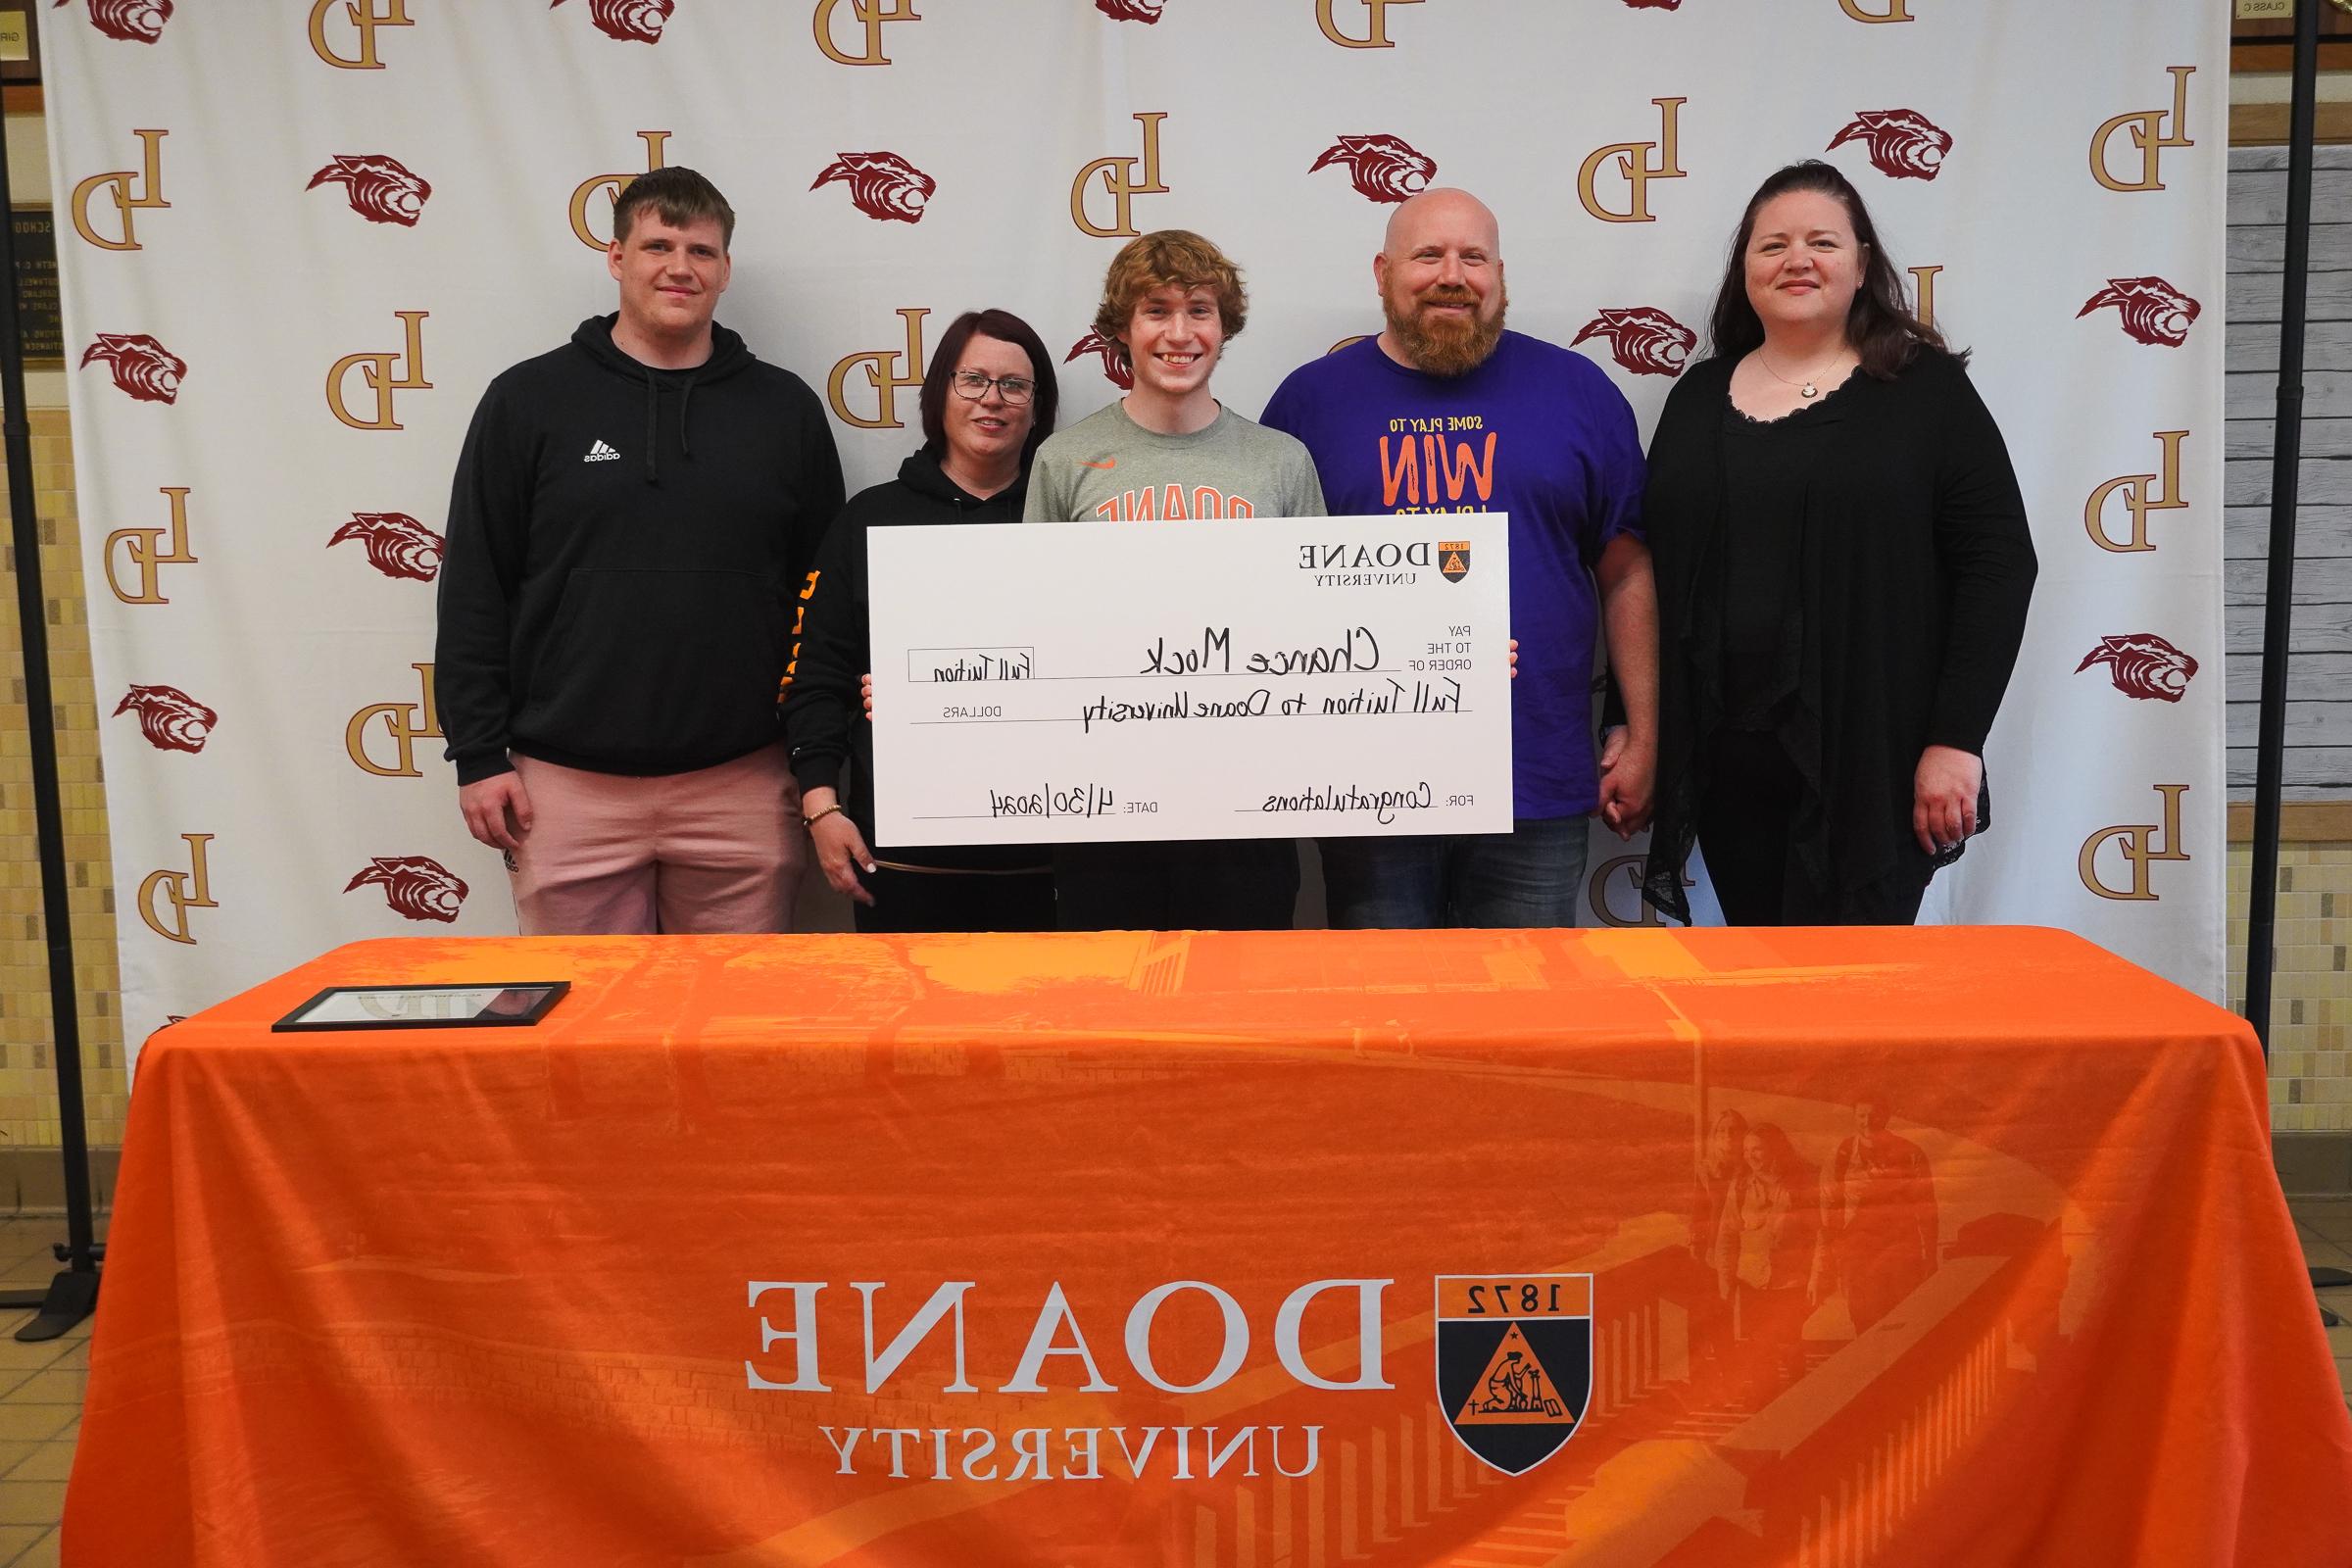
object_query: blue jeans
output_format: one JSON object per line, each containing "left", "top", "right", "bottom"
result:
{"left": 1320, "top": 816, "right": 1593, "bottom": 929}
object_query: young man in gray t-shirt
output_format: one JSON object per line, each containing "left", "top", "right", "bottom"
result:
{"left": 1026, "top": 230, "right": 1324, "bottom": 930}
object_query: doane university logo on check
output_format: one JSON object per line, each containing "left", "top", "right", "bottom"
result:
{"left": 1436, "top": 1274, "right": 1592, "bottom": 1474}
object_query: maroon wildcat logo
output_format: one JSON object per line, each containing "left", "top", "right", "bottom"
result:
{"left": 308, "top": 155, "right": 432, "bottom": 227}
{"left": 1310, "top": 134, "right": 1437, "bottom": 203}
{"left": 1828, "top": 109, "right": 1951, "bottom": 180}
{"left": 1096, "top": 0, "right": 1163, "bottom": 19}
{"left": 2077, "top": 633, "right": 2197, "bottom": 703}
{"left": 54, "top": 0, "right": 172, "bottom": 42}
{"left": 345, "top": 856, "right": 468, "bottom": 923}
{"left": 810, "top": 152, "right": 936, "bottom": 223}
{"left": 80, "top": 333, "right": 186, "bottom": 404}
{"left": 329, "top": 512, "right": 444, "bottom": 582}
{"left": 1620, "top": 0, "right": 1681, "bottom": 8}
{"left": 1066, "top": 330, "right": 1132, "bottom": 390}
{"left": 113, "top": 684, "right": 216, "bottom": 753}
{"left": 1571, "top": 307, "right": 1695, "bottom": 376}
{"left": 2079, "top": 277, "right": 2200, "bottom": 347}
{"left": 552, "top": 0, "right": 671, "bottom": 42}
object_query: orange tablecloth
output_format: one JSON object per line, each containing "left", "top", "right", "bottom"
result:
{"left": 66, "top": 927, "right": 2352, "bottom": 1566}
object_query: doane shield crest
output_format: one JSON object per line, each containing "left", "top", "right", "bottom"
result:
{"left": 1440, "top": 539, "right": 1471, "bottom": 582}
{"left": 1436, "top": 1275, "right": 1592, "bottom": 1475}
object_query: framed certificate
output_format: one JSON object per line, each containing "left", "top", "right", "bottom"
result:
{"left": 271, "top": 982, "right": 569, "bottom": 1033}
{"left": 0, "top": 9, "right": 39, "bottom": 85}
{"left": 9, "top": 205, "right": 59, "bottom": 370}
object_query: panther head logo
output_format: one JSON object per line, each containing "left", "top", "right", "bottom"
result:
{"left": 1066, "top": 330, "right": 1132, "bottom": 390}
{"left": 1827, "top": 109, "right": 1952, "bottom": 180}
{"left": 55, "top": 0, "right": 173, "bottom": 44}
{"left": 2076, "top": 633, "right": 2197, "bottom": 703}
{"left": 1309, "top": 134, "right": 1438, "bottom": 204}
{"left": 113, "top": 684, "right": 217, "bottom": 753}
{"left": 1096, "top": 0, "right": 1164, "bottom": 20}
{"left": 328, "top": 512, "right": 445, "bottom": 582}
{"left": 810, "top": 152, "right": 937, "bottom": 223}
{"left": 80, "top": 333, "right": 187, "bottom": 404}
{"left": 1570, "top": 307, "right": 1695, "bottom": 376}
{"left": 2078, "top": 277, "right": 2200, "bottom": 347}
{"left": 344, "top": 856, "right": 469, "bottom": 923}
{"left": 550, "top": 0, "right": 672, "bottom": 42}
{"left": 307, "top": 155, "right": 433, "bottom": 227}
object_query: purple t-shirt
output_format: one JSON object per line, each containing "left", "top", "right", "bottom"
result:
{"left": 1260, "top": 331, "right": 1646, "bottom": 818}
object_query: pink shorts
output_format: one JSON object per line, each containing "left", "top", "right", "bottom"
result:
{"left": 507, "top": 744, "right": 806, "bottom": 935}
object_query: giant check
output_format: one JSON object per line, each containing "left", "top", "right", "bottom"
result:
{"left": 868, "top": 514, "right": 1512, "bottom": 845}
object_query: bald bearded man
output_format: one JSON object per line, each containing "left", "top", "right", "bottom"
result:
{"left": 1262, "top": 188, "right": 1658, "bottom": 929}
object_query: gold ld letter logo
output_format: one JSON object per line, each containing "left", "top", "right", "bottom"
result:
{"left": 2091, "top": 67, "right": 2193, "bottom": 193}
{"left": 2084, "top": 430, "right": 2188, "bottom": 554}
{"left": 345, "top": 662, "right": 441, "bottom": 778}
{"left": 1316, "top": 0, "right": 1422, "bottom": 48}
{"left": 138, "top": 833, "right": 218, "bottom": 946}
{"left": 327, "top": 311, "right": 432, "bottom": 431}
{"left": 105, "top": 486, "right": 198, "bottom": 606}
{"left": 2080, "top": 785, "right": 2190, "bottom": 902}
{"left": 1838, "top": 0, "right": 1912, "bottom": 20}
{"left": 1071, "top": 113, "right": 1169, "bottom": 239}
{"left": 1909, "top": 265, "right": 1942, "bottom": 332}
{"left": 309, "top": 0, "right": 414, "bottom": 69}
{"left": 827, "top": 309, "right": 930, "bottom": 429}
{"left": 70, "top": 129, "right": 169, "bottom": 252}
{"left": 569, "top": 131, "right": 671, "bottom": 252}
{"left": 1577, "top": 98, "right": 1686, "bottom": 223}
{"left": 813, "top": 0, "right": 922, "bottom": 65}
{"left": 1585, "top": 856, "right": 1690, "bottom": 930}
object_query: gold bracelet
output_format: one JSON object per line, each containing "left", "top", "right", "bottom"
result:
{"left": 804, "top": 803, "right": 847, "bottom": 832}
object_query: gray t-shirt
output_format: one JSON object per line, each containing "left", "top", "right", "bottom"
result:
{"left": 1025, "top": 401, "right": 1326, "bottom": 523}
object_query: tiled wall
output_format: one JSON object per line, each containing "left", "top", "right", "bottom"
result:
{"left": 2230, "top": 840, "right": 2352, "bottom": 1134}
{"left": 0, "top": 410, "right": 128, "bottom": 1151}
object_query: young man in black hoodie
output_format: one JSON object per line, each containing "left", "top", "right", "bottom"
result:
{"left": 435, "top": 168, "right": 844, "bottom": 934}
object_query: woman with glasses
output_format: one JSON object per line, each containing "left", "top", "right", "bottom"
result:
{"left": 782, "top": 309, "right": 1060, "bottom": 931}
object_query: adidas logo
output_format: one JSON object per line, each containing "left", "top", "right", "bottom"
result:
{"left": 583, "top": 439, "right": 621, "bottom": 464}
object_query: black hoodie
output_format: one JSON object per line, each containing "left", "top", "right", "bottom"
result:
{"left": 783, "top": 447, "right": 1043, "bottom": 873}
{"left": 436, "top": 316, "right": 844, "bottom": 783}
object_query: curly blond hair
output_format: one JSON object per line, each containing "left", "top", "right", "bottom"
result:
{"left": 1091, "top": 229, "right": 1248, "bottom": 368}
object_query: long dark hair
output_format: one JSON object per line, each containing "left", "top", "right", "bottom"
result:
{"left": 1704, "top": 160, "right": 1959, "bottom": 380}
{"left": 918, "top": 308, "right": 1061, "bottom": 471}
{"left": 1743, "top": 1122, "right": 1814, "bottom": 1202}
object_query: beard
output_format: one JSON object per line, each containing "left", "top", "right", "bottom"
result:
{"left": 1385, "top": 280, "right": 1507, "bottom": 376}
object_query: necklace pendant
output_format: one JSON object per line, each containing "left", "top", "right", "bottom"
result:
{"left": 1800, "top": 382, "right": 1820, "bottom": 399}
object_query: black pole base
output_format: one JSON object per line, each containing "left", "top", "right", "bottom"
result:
{"left": 2321, "top": 1267, "right": 2350, "bottom": 1329}
{"left": 0, "top": 1266, "right": 97, "bottom": 1343}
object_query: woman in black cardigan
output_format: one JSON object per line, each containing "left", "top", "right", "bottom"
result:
{"left": 782, "top": 309, "right": 1060, "bottom": 932}
{"left": 1642, "top": 161, "right": 2035, "bottom": 926}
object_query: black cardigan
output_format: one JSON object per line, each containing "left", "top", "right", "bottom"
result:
{"left": 781, "top": 448, "right": 1043, "bottom": 873}
{"left": 1640, "top": 349, "right": 2036, "bottom": 922}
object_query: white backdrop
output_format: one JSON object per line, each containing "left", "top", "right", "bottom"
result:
{"left": 43, "top": 0, "right": 2229, "bottom": 1054}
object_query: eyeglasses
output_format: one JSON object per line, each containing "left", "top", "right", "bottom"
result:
{"left": 949, "top": 369, "right": 1037, "bottom": 406}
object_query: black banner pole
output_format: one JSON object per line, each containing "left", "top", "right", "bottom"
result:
{"left": 0, "top": 99, "right": 102, "bottom": 1340}
{"left": 2242, "top": 0, "right": 2344, "bottom": 1315}
{"left": 2245, "top": 0, "right": 2322, "bottom": 1059}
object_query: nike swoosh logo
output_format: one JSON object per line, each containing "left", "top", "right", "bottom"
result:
{"left": 1082, "top": 458, "right": 1117, "bottom": 470}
